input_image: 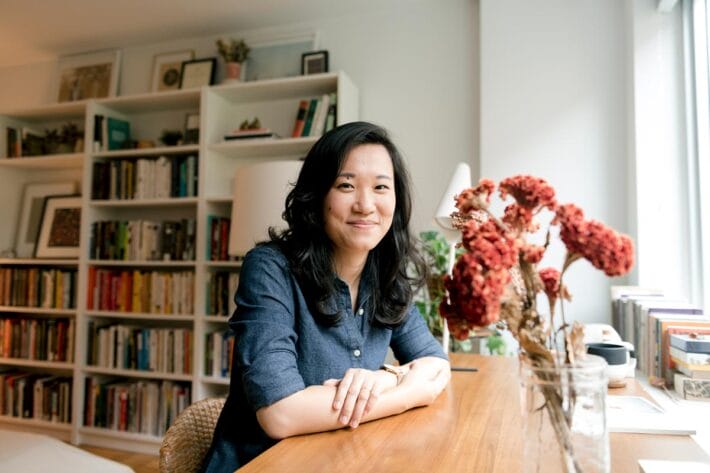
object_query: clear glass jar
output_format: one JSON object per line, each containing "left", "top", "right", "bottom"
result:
{"left": 519, "top": 354, "right": 610, "bottom": 473}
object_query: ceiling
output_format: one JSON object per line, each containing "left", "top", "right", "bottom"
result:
{"left": 0, "top": 0, "right": 388, "bottom": 68}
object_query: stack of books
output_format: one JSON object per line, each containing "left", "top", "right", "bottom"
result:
{"left": 291, "top": 93, "right": 337, "bottom": 138}
{"left": 670, "top": 333, "right": 710, "bottom": 401}
{"left": 223, "top": 128, "right": 278, "bottom": 140}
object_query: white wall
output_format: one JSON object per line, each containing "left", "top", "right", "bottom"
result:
{"left": 0, "top": 0, "right": 477, "bottom": 235}
{"left": 479, "top": 0, "right": 631, "bottom": 325}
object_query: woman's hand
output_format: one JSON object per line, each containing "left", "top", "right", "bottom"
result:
{"left": 398, "top": 358, "right": 450, "bottom": 407}
{"left": 323, "top": 368, "right": 397, "bottom": 428}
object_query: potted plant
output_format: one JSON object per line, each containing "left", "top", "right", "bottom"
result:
{"left": 216, "top": 38, "right": 250, "bottom": 82}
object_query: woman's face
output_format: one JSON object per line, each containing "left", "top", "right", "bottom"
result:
{"left": 323, "top": 143, "right": 396, "bottom": 264}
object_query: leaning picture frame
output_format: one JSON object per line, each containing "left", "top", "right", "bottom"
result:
{"left": 301, "top": 50, "right": 329, "bottom": 75}
{"left": 35, "top": 195, "right": 82, "bottom": 259}
{"left": 151, "top": 50, "right": 195, "bottom": 92}
{"left": 179, "top": 58, "right": 217, "bottom": 89}
{"left": 15, "top": 182, "right": 77, "bottom": 258}
{"left": 54, "top": 49, "right": 121, "bottom": 103}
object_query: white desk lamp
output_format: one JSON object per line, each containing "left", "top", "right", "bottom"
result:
{"left": 433, "top": 162, "right": 472, "bottom": 353}
{"left": 228, "top": 161, "right": 303, "bottom": 257}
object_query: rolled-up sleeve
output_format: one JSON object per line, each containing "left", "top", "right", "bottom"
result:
{"left": 229, "top": 246, "right": 306, "bottom": 410}
{"left": 390, "top": 305, "right": 448, "bottom": 364}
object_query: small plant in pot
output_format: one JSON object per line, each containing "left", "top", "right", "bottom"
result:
{"left": 216, "top": 38, "right": 250, "bottom": 82}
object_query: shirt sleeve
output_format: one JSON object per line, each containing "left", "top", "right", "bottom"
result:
{"left": 389, "top": 304, "right": 448, "bottom": 364}
{"left": 229, "top": 246, "right": 306, "bottom": 410}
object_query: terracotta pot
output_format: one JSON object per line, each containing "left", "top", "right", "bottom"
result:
{"left": 225, "top": 62, "right": 242, "bottom": 81}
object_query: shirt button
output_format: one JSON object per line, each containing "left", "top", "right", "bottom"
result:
{"left": 353, "top": 349, "right": 361, "bottom": 357}
{"left": 357, "top": 308, "right": 364, "bottom": 315}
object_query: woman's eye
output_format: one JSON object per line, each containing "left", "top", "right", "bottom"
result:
{"left": 375, "top": 184, "right": 390, "bottom": 191}
{"left": 336, "top": 182, "right": 354, "bottom": 190}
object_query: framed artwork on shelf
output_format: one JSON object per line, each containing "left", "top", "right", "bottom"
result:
{"left": 244, "top": 31, "right": 317, "bottom": 81}
{"left": 15, "top": 182, "right": 77, "bottom": 258}
{"left": 301, "top": 50, "right": 329, "bottom": 75}
{"left": 35, "top": 195, "right": 82, "bottom": 258}
{"left": 54, "top": 49, "right": 121, "bottom": 103}
{"left": 179, "top": 58, "right": 217, "bottom": 89}
{"left": 151, "top": 50, "right": 195, "bottom": 92}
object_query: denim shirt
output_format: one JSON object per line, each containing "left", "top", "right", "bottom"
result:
{"left": 201, "top": 243, "right": 446, "bottom": 472}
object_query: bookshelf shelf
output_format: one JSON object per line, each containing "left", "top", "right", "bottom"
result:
{"left": 0, "top": 258, "right": 79, "bottom": 266}
{"left": 0, "top": 70, "right": 358, "bottom": 452}
{"left": 0, "top": 153, "right": 84, "bottom": 169}
{"left": 0, "top": 306, "right": 76, "bottom": 316}
{"left": 87, "top": 259, "right": 196, "bottom": 268}
{"left": 208, "top": 136, "right": 317, "bottom": 159}
{"left": 202, "top": 376, "right": 230, "bottom": 386}
{"left": 89, "top": 197, "right": 198, "bottom": 208}
{"left": 0, "top": 358, "right": 74, "bottom": 370}
{"left": 93, "top": 144, "right": 200, "bottom": 159}
{"left": 86, "top": 311, "right": 194, "bottom": 321}
{"left": 0, "top": 415, "right": 72, "bottom": 431}
{"left": 83, "top": 366, "right": 192, "bottom": 381}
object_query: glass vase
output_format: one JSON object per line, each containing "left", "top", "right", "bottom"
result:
{"left": 519, "top": 355, "right": 610, "bottom": 473}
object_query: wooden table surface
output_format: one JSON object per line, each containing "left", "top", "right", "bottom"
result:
{"left": 238, "top": 354, "right": 710, "bottom": 472}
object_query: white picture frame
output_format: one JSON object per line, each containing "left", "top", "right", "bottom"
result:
{"left": 54, "top": 49, "right": 122, "bottom": 103}
{"left": 35, "top": 195, "right": 82, "bottom": 259}
{"left": 151, "top": 50, "right": 195, "bottom": 92}
{"left": 244, "top": 32, "right": 317, "bottom": 81}
{"left": 15, "top": 182, "right": 76, "bottom": 258}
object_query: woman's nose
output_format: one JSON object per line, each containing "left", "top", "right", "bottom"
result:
{"left": 353, "top": 190, "right": 375, "bottom": 213}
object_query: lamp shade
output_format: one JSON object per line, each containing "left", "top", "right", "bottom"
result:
{"left": 434, "top": 162, "right": 472, "bottom": 240}
{"left": 228, "top": 160, "right": 303, "bottom": 257}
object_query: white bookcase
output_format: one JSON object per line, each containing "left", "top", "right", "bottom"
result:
{"left": 0, "top": 71, "right": 358, "bottom": 453}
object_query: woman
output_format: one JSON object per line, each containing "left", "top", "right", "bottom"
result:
{"left": 201, "top": 121, "right": 450, "bottom": 472}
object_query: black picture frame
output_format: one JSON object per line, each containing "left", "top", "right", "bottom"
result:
{"left": 179, "top": 58, "right": 217, "bottom": 89}
{"left": 301, "top": 50, "right": 329, "bottom": 75}
{"left": 35, "top": 194, "right": 82, "bottom": 259}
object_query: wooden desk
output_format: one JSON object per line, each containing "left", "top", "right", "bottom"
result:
{"left": 239, "top": 354, "right": 710, "bottom": 472}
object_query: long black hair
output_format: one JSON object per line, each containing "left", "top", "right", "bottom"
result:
{"left": 269, "top": 121, "right": 426, "bottom": 326}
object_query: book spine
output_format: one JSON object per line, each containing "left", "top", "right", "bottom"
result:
{"left": 291, "top": 100, "right": 309, "bottom": 137}
{"left": 301, "top": 98, "right": 319, "bottom": 136}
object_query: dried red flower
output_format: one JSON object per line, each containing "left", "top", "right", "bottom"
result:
{"left": 502, "top": 204, "right": 539, "bottom": 233}
{"left": 455, "top": 179, "right": 496, "bottom": 213}
{"left": 499, "top": 175, "right": 557, "bottom": 211}
{"left": 460, "top": 220, "right": 519, "bottom": 271}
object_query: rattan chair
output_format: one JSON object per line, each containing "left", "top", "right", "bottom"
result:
{"left": 159, "top": 397, "right": 226, "bottom": 473}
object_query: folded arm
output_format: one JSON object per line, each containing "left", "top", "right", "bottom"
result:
{"left": 256, "top": 356, "right": 450, "bottom": 439}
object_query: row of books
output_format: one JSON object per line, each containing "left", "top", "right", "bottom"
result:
{"left": 0, "top": 317, "right": 74, "bottom": 362}
{"left": 87, "top": 323, "right": 192, "bottom": 374}
{"left": 206, "top": 271, "right": 239, "bottom": 317}
{"left": 206, "top": 216, "right": 231, "bottom": 261}
{"left": 84, "top": 377, "right": 190, "bottom": 436}
{"left": 87, "top": 268, "right": 194, "bottom": 315}
{"left": 291, "top": 93, "right": 337, "bottom": 138}
{"left": 205, "top": 330, "right": 235, "bottom": 378}
{"left": 91, "top": 155, "right": 198, "bottom": 200}
{"left": 0, "top": 370, "right": 72, "bottom": 423}
{"left": 89, "top": 219, "right": 196, "bottom": 261}
{"left": 671, "top": 333, "right": 710, "bottom": 401}
{"left": 0, "top": 267, "right": 76, "bottom": 309}
{"left": 93, "top": 115, "right": 130, "bottom": 152}
{"left": 611, "top": 286, "right": 709, "bottom": 398}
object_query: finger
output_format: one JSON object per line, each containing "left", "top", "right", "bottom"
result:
{"left": 339, "top": 373, "right": 365, "bottom": 426}
{"left": 333, "top": 370, "right": 355, "bottom": 410}
{"left": 323, "top": 378, "right": 340, "bottom": 386}
{"left": 349, "top": 379, "right": 375, "bottom": 428}
{"left": 362, "top": 383, "right": 382, "bottom": 417}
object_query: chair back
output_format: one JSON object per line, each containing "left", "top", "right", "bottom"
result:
{"left": 159, "top": 397, "right": 226, "bottom": 473}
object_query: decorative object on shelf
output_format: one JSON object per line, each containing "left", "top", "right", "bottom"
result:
{"left": 54, "top": 49, "right": 121, "bottom": 103}
{"left": 15, "top": 181, "right": 76, "bottom": 258}
{"left": 229, "top": 161, "right": 303, "bottom": 257}
{"left": 216, "top": 38, "right": 250, "bottom": 83}
{"left": 179, "top": 58, "right": 217, "bottom": 89}
{"left": 301, "top": 50, "right": 329, "bottom": 75}
{"left": 160, "top": 130, "right": 184, "bottom": 147}
{"left": 44, "top": 123, "right": 84, "bottom": 154}
{"left": 239, "top": 117, "right": 261, "bottom": 130}
{"left": 440, "top": 175, "right": 635, "bottom": 473}
{"left": 35, "top": 194, "right": 82, "bottom": 258}
{"left": 224, "top": 117, "right": 278, "bottom": 140}
{"left": 184, "top": 113, "right": 200, "bottom": 145}
{"left": 151, "top": 50, "right": 195, "bottom": 92}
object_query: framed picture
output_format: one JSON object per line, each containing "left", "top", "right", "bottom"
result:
{"left": 245, "top": 34, "right": 317, "bottom": 81}
{"left": 35, "top": 195, "right": 82, "bottom": 259}
{"left": 179, "top": 58, "right": 217, "bottom": 89}
{"left": 184, "top": 113, "right": 200, "bottom": 145}
{"left": 151, "top": 50, "right": 194, "bottom": 92}
{"left": 301, "top": 50, "right": 329, "bottom": 75}
{"left": 15, "top": 182, "right": 77, "bottom": 258}
{"left": 54, "top": 50, "right": 121, "bottom": 103}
